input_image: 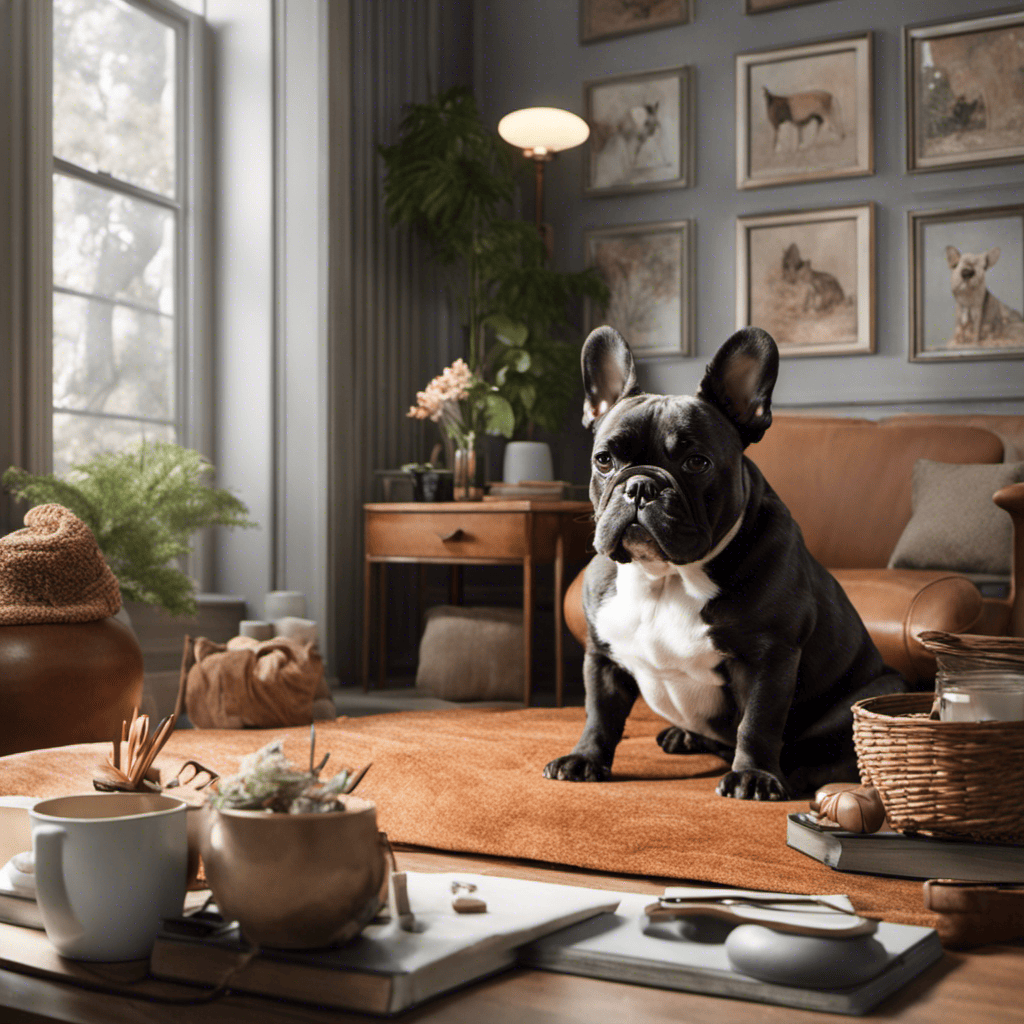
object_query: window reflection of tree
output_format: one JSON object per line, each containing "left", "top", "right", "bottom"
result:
{"left": 52, "top": 0, "right": 177, "bottom": 465}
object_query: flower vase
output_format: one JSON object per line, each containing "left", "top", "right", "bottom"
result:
{"left": 453, "top": 445, "right": 482, "bottom": 501}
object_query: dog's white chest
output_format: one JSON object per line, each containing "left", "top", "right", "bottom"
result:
{"left": 594, "top": 561, "right": 727, "bottom": 731}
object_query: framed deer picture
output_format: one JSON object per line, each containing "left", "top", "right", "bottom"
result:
{"left": 736, "top": 203, "right": 875, "bottom": 358}
{"left": 736, "top": 33, "right": 873, "bottom": 189}
{"left": 583, "top": 66, "right": 694, "bottom": 197}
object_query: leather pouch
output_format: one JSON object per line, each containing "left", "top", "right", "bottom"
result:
{"left": 184, "top": 635, "right": 325, "bottom": 729}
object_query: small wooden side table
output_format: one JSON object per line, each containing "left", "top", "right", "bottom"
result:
{"left": 363, "top": 500, "right": 593, "bottom": 706}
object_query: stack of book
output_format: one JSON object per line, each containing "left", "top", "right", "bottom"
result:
{"left": 787, "top": 812, "right": 1024, "bottom": 881}
{"left": 484, "top": 480, "right": 568, "bottom": 501}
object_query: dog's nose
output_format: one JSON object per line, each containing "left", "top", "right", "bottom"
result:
{"left": 625, "top": 475, "right": 660, "bottom": 509}
{"left": 961, "top": 267, "right": 974, "bottom": 279}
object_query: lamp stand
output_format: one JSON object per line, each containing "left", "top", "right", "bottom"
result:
{"left": 530, "top": 153, "right": 554, "bottom": 260}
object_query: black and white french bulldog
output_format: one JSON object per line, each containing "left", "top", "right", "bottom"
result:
{"left": 544, "top": 326, "right": 906, "bottom": 799}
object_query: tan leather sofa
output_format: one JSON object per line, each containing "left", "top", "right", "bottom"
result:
{"left": 564, "top": 413, "right": 1024, "bottom": 685}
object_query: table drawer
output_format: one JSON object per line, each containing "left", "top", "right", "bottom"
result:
{"left": 365, "top": 511, "right": 529, "bottom": 560}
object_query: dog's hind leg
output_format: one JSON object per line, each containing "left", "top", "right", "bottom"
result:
{"left": 784, "top": 669, "right": 907, "bottom": 796}
{"left": 657, "top": 726, "right": 734, "bottom": 760}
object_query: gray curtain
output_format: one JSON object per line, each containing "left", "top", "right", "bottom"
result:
{"left": 0, "top": 0, "right": 52, "bottom": 538}
{"left": 327, "top": 0, "right": 474, "bottom": 684}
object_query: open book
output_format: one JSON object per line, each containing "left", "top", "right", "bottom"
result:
{"left": 150, "top": 872, "right": 619, "bottom": 1015}
{"left": 521, "top": 886, "right": 943, "bottom": 1016}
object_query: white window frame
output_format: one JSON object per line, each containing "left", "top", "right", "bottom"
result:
{"left": 48, "top": 0, "right": 212, "bottom": 577}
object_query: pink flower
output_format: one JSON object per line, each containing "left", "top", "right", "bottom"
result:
{"left": 407, "top": 359, "right": 476, "bottom": 425}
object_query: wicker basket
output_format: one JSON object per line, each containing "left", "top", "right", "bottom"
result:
{"left": 852, "top": 692, "right": 1024, "bottom": 844}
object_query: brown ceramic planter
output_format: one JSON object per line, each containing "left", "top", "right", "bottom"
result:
{"left": 0, "top": 618, "right": 144, "bottom": 757}
{"left": 200, "top": 797, "right": 389, "bottom": 948}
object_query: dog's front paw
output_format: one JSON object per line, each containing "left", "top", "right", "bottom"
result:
{"left": 543, "top": 754, "right": 610, "bottom": 782}
{"left": 716, "top": 769, "right": 789, "bottom": 801}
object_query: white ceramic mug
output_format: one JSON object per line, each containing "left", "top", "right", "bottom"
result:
{"left": 30, "top": 792, "right": 188, "bottom": 961}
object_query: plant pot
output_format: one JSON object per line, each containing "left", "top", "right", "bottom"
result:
{"left": 409, "top": 469, "right": 454, "bottom": 502}
{"left": 0, "top": 618, "right": 144, "bottom": 757}
{"left": 502, "top": 441, "right": 553, "bottom": 484}
{"left": 199, "top": 797, "right": 389, "bottom": 948}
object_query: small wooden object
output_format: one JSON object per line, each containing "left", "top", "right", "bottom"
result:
{"left": 924, "top": 879, "right": 1024, "bottom": 949}
{"left": 92, "top": 708, "right": 177, "bottom": 792}
{"left": 453, "top": 896, "right": 488, "bottom": 914}
{"left": 814, "top": 784, "right": 887, "bottom": 834}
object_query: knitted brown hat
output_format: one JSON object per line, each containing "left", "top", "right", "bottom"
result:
{"left": 0, "top": 504, "right": 122, "bottom": 625}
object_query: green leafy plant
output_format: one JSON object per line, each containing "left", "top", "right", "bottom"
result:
{"left": 3, "top": 441, "right": 256, "bottom": 618}
{"left": 380, "top": 86, "right": 609, "bottom": 439}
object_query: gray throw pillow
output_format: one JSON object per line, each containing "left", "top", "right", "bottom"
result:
{"left": 888, "top": 459, "right": 1024, "bottom": 576}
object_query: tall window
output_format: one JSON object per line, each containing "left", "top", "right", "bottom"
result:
{"left": 51, "top": 0, "right": 195, "bottom": 475}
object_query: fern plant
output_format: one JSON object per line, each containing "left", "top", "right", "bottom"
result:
{"left": 3, "top": 441, "right": 255, "bottom": 617}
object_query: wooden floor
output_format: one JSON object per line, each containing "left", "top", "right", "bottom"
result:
{"left": 1, "top": 844, "right": 1022, "bottom": 1024}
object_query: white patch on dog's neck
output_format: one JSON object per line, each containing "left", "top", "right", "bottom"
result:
{"left": 593, "top": 511, "right": 745, "bottom": 740}
{"left": 633, "top": 511, "right": 744, "bottom": 601}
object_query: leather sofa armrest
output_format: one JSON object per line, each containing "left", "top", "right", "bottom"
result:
{"left": 564, "top": 567, "right": 587, "bottom": 649}
{"left": 993, "top": 482, "right": 1024, "bottom": 637}
{"left": 832, "top": 569, "right": 983, "bottom": 685}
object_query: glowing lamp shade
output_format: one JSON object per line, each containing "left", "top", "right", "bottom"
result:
{"left": 497, "top": 107, "right": 590, "bottom": 157}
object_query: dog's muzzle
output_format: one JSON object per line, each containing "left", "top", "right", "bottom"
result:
{"left": 595, "top": 464, "right": 685, "bottom": 518}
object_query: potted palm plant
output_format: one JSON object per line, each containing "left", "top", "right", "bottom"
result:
{"left": 380, "top": 87, "right": 608, "bottom": 482}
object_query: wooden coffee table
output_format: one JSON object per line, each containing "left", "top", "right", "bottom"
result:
{"left": 362, "top": 500, "right": 593, "bottom": 706}
{"left": 1, "top": 844, "right": 1021, "bottom": 1024}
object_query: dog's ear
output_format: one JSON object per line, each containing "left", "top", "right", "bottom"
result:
{"left": 698, "top": 327, "right": 779, "bottom": 448}
{"left": 985, "top": 246, "right": 1001, "bottom": 269}
{"left": 581, "top": 326, "right": 641, "bottom": 429}
{"left": 946, "top": 245, "right": 962, "bottom": 269}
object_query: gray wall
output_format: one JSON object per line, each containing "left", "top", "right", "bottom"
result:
{"left": 473, "top": 0, "right": 1024, "bottom": 447}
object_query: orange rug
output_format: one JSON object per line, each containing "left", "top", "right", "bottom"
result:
{"left": 0, "top": 702, "right": 935, "bottom": 927}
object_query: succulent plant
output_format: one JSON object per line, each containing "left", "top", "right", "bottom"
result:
{"left": 207, "top": 732, "right": 369, "bottom": 814}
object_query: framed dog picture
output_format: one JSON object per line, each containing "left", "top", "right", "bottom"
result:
{"left": 583, "top": 66, "right": 693, "bottom": 196}
{"left": 736, "top": 204, "right": 874, "bottom": 358}
{"left": 580, "top": 0, "right": 691, "bottom": 44}
{"left": 584, "top": 220, "right": 694, "bottom": 359}
{"left": 906, "top": 11, "right": 1024, "bottom": 173}
{"left": 736, "top": 34, "right": 873, "bottom": 190}
{"left": 909, "top": 204, "right": 1024, "bottom": 362}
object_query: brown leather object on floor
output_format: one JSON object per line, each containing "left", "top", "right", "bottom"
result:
{"left": 0, "top": 702, "right": 935, "bottom": 929}
{"left": 184, "top": 635, "right": 326, "bottom": 729}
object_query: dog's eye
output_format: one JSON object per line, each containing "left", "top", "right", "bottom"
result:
{"left": 593, "top": 452, "right": 614, "bottom": 473}
{"left": 684, "top": 454, "right": 711, "bottom": 473}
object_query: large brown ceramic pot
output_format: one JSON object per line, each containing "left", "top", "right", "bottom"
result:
{"left": 0, "top": 617, "right": 144, "bottom": 757}
{"left": 200, "top": 797, "right": 389, "bottom": 948}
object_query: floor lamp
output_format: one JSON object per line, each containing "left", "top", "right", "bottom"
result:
{"left": 497, "top": 106, "right": 589, "bottom": 254}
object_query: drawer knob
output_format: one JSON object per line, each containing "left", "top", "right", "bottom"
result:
{"left": 437, "top": 528, "right": 466, "bottom": 543}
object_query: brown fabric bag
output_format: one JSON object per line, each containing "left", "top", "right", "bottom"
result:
{"left": 0, "top": 504, "right": 121, "bottom": 625}
{"left": 184, "top": 635, "right": 325, "bottom": 729}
